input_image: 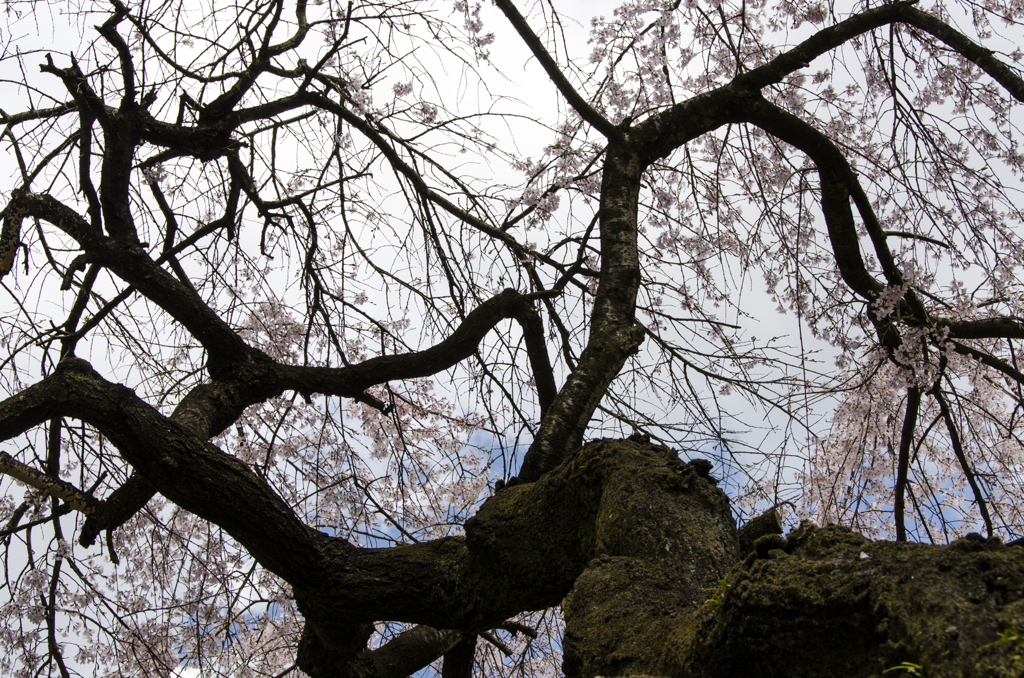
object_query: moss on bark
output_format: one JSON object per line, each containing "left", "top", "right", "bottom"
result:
{"left": 547, "top": 443, "right": 1024, "bottom": 678}
{"left": 560, "top": 440, "right": 739, "bottom": 677}
{"left": 676, "top": 525, "right": 1024, "bottom": 677}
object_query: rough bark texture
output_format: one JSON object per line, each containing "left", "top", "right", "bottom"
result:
{"left": 5, "top": 3, "right": 1024, "bottom": 676}
{"left": 567, "top": 519, "right": 1024, "bottom": 678}
{"left": 4, "top": 356, "right": 1020, "bottom": 677}
{"left": 683, "top": 524, "right": 1024, "bottom": 677}
{"left": 559, "top": 444, "right": 738, "bottom": 678}
{"left": 298, "top": 436, "right": 1024, "bottom": 678}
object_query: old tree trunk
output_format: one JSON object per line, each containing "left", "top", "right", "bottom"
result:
{"left": 10, "top": 355, "right": 1022, "bottom": 676}
{"left": 518, "top": 440, "right": 1024, "bottom": 678}
{"left": 3, "top": 1, "right": 1024, "bottom": 677}
{"left": 289, "top": 429, "right": 1024, "bottom": 677}
{"left": 6, "top": 356, "right": 1023, "bottom": 675}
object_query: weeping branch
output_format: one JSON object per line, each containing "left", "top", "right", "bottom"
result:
{"left": 895, "top": 386, "right": 920, "bottom": 542}
{"left": 931, "top": 387, "right": 994, "bottom": 538}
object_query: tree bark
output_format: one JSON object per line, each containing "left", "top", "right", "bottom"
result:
{"left": 673, "top": 525, "right": 1024, "bottom": 678}
{"left": 560, "top": 505, "right": 1024, "bottom": 678}
{"left": 4, "top": 358, "right": 1021, "bottom": 676}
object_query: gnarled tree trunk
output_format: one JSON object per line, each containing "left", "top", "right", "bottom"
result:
{"left": 294, "top": 437, "right": 1024, "bottom": 677}
{"left": 535, "top": 441, "right": 1024, "bottom": 678}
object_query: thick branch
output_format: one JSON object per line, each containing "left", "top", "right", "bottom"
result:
{"left": 40, "top": 55, "right": 138, "bottom": 240}
{"left": 77, "top": 472, "right": 154, "bottom": 547}
{"left": 520, "top": 323, "right": 645, "bottom": 482}
{"left": 2, "top": 189, "right": 252, "bottom": 362}
{"left": 0, "top": 394, "right": 735, "bottom": 672}
{"left": 300, "top": 441, "right": 734, "bottom": 634}
{"left": 948, "top": 340, "right": 1024, "bottom": 385}
{"left": 95, "top": 2, "right": 136, "bottom": 108}
{"left": 278, "top": 289, "right": 551, "bottom": 399}
{"left": 737, "top": 2, "right": 918, "bottom": 90}
{"left": 0, "top": 358, "right": 327, "bottom": 588}
{"left": 81, "top": 370, "right": 285, "bottom": 546}
{"left": 735, "top": 2, "right": 1024, "bottom": 104}
{"left": 200, "top": 0, "right": 311, "bottom": 121}
{"left": 739, "top": 96, "right": 888, "bottom": 302}
{"left": 518, "top": 133, "right": 652, "bottom": 478}
{"left": 40, "top": 55, "right": 109, "bottom": 126}
{"left": 84, "top": 290, "right": 554, "bottom": 540}
{"left": 441, "top": 634, "right": 477, "bottom": 678}
{"left": 515, "top": 302, "right": 558, "bottom": 417}
{"left": 902, "top": 6, "right": 1024, "bottom": 102}
{"left": 944, "top": 317, "right": 1024, "bottom": 340}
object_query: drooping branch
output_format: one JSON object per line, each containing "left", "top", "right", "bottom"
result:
{"left": 492, "top": 0, "right": 619, "bottom": 139}
{"left": 732, "top": 0, "right": 1024, "bottom": 105}
{"left": 5, "top": 2, "right": 1024, "bottom": 674}
{"left": 931, "top": 386, "right": 994, "bottom": 538}
{"left": 630, "top": 0, "right": 1024, "bottom": 324}
{"left": 895, "top": 386, "right": 921, "bottom": 542}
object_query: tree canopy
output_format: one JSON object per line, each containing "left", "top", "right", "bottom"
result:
{"left": 1, "top": 0, "right": 1024, "bottom": 675}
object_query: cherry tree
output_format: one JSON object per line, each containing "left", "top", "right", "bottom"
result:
{"left": 1, "top": 0, "right": 1023, "bottom": 675}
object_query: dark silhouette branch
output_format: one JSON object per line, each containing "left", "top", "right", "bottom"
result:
{"left": 76, "top": 289, "right": 558, "bottom": 541}
{"left": 895, "top": 386, "right": 921, "bottom": 542}
{"left": 931, "top": 386, "right": 994, "bottom": 538}
{"left": 492, "top": 0, "right": 619, "bottom": 139}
